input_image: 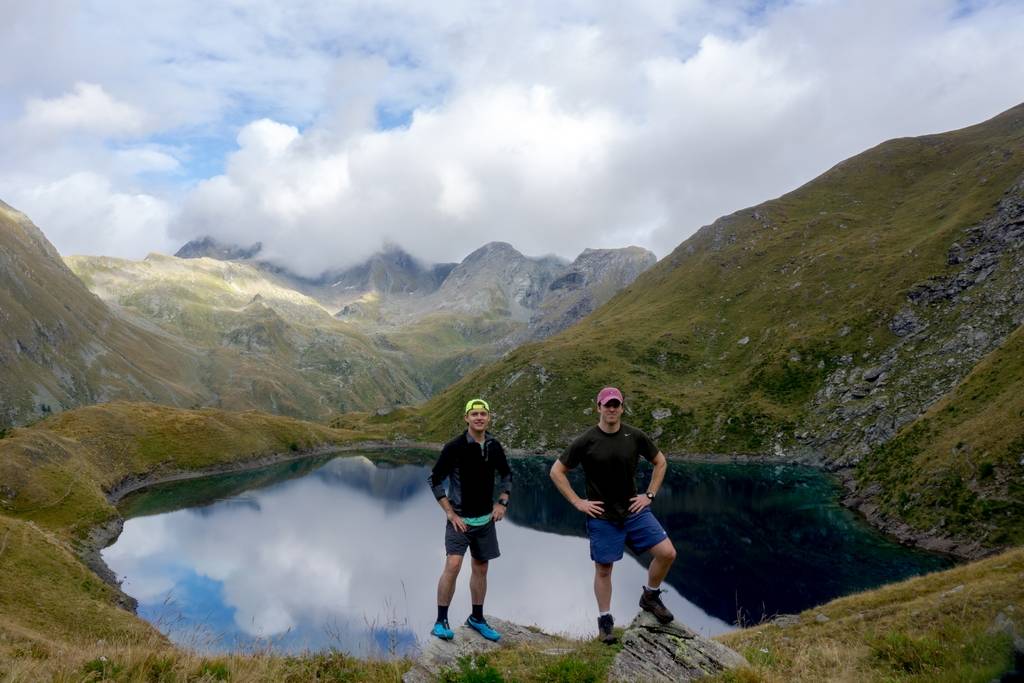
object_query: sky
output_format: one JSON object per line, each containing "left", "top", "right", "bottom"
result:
{"left": 2, "top": 0, "right": 1023, "bottom": 277}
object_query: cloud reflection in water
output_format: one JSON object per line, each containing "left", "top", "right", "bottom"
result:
{"left": 104, "top": 456, "right": 727, "bottom": 655}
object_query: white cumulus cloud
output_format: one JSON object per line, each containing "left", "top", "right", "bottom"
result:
{"left": 0, "top": 1, "right": 1022, "bottom": 269}
{"left": 23, "top": 82, "right": 147, "bottom": 137}
{"left": 8, "top": 172, "right": 175, "bottom": 258}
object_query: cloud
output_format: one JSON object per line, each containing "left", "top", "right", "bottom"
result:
{"left": 23, "top": 82, "right": 147, "bottom": 136}
{"left": 7, "top": 172, "right": 175, "bottom": 258}
{"left": 1, "top": 1, "right": 1023, "bottom": 268}
{"left": 113, "top": 148, "right": 181, "bottom": 175}
{"left": 173, "top": 86, "right": 627, "bottom": 276}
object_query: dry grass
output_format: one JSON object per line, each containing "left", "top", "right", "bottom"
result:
{"left": 715, "top": 546, "right": 1024, "bottom": 682}
{"left": 0, "top": 631, "right": 410, "bottom": 682}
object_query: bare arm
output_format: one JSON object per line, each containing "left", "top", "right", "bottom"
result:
{"left": 492, "top": 446, "right": 511, "bottom": 521}
{"left": 629, "top": 451, "right": 667, "bottom": 513}
{"left": 550, "top": 459, "right": 604, "bottom": 518}
{"left": 437, "top": 495, "right": 468, "bottom": 532}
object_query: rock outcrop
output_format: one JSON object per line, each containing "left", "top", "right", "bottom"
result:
{"left": 320, "top": 244, "right": 454, "bottom": 299}
{"left": 175, "top": 236, "right": 262, "bottom": 260}
{"left": 402, "top": 617, "right": 563, "bottom": 683}
{"left": 524, "top": 246, "right": 657, "bottom": 341}
{"left": 432, "top": 242, "right": 567, "bottom": 320}
{"left": 805, "top": 172, "right": 1024, "bottom": 466}
{"left": 607, "top": 612, "right": 748, "bottom": 682}
{"left": 402, "top": 613, "right": 746, "bottom": 683}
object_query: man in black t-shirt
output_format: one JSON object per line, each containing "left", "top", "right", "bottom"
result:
{"left": 550, "top": 386, "right": 677, "bottom": 643}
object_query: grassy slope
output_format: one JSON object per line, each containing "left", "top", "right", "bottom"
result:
{"left": 0, "top": 401, "right": 368, "bottom": 535}
{"left": 405, "top": 104, "right": 1024, "bottom": 453}
{"left": 0, "top": 204, "right": 208, "bottom": 427}
{"left": 855, "top": 323, "right": 1024, "bottom": 547}
{"left": 0, "top": 402, "right": 411, "bottom": 681}
{"left": 381, "top": 311, "right": 524, "bottom": 393}
{"left": 66, "top": 254, "right": 427, "bottom": 418}
{"left": 717, "top": 547, "right": 1024, "bottom": 683}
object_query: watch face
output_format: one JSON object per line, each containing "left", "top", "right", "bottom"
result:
{"left": 646, "top": 492, "right": 654, "bottom": 499}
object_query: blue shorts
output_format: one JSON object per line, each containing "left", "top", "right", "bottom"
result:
{"left": 586, "top": 508, "right": 669, "bottom": 564}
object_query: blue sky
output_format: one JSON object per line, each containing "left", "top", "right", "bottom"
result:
{"left": 1, "top": 0, "right": 1022, "bottom": 276}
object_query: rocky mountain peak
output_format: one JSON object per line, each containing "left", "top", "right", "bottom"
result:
{"left": 435, "top": 243, "right": 567, "bottom": 320}
{"left": 175, "top": 236, "right": 262, "bottom": 261}
{"left": 523, "top": 245, "right": 657, "bottom": 340}
{"left": 462, "top": 241, "right": 521, "bottom": 261}
{"left": 552, "top": 246, "right": 657, "bottom": 291}
{"left": 323, "top": 245, "right": 453, "bottom": 296}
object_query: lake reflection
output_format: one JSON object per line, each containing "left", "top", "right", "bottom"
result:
{"left": 105, "top": 454, "right": 950, "bottom": 656}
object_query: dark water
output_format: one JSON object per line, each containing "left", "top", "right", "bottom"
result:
{"left": 104, "top": 453, "right": 952, "bottom": 656}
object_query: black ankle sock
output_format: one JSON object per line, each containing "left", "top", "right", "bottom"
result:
{"left": 437, "top": 605, "right": 449, "bottom": 623}
{"left": 472, "top": 604, "right": 484, "bottom": 621}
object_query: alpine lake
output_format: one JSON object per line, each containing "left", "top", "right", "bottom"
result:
{"left": 104, "top": 451, "right": 953, "bottom": 657}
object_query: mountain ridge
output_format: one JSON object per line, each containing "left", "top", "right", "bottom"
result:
{"left": 65, "top": 239, "right": 656, "bottom": 405}
{"left": 0, "top": 201, "right": 210, "bottom": 426}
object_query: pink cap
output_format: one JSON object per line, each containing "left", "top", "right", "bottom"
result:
{"left": 596, "top": 387, "right": 624, "bottom": 405}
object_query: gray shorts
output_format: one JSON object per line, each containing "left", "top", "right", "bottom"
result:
{"left": 445, "top": 519, "right": 500, "bottom": 561}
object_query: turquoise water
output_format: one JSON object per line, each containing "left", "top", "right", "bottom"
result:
{"left": 104, "top": 453, "right": 951, "bottom": 655}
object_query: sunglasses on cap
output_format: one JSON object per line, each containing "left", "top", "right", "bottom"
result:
{"left": 464, "top": 398, "right": 491, "bottom": 413}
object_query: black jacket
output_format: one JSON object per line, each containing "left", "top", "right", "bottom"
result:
{"left": 428, "top": 431, "right": 512, "bottom": 517}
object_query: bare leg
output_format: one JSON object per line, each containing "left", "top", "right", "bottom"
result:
{"left": 469, "top": 558, "right": 488, "bottom": 605}
{"left": 594, "top": 562, "right": 614, "bottom": 612}
{"left": 646, "top": 539, "right": 677, "bottom": 589}
{"left": 436, "top": 554, "right": 464, "bottom": 606}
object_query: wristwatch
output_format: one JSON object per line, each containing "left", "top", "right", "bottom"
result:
{"left": 497, "top": 499, "right": 509, "bottom": 507}
{"left": 645, "top": 491, "right": 655, "bottom": 500}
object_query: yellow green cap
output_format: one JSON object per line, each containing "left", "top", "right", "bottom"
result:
{"left": 464, "top": 398, "right": 490, "bottom": 414}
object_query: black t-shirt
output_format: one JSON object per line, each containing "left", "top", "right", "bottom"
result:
{"left": 559, "top": 423, "right": 659, "bottom": 523}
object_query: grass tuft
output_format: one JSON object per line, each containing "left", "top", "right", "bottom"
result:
{"left": 440, "top": 654, "right": 506, "bottom": 683}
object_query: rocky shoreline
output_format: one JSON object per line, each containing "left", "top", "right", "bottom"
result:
{"left": 835, "top": 467, "right": 995, "bottom": 561}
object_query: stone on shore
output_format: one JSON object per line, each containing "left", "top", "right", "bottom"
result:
{"left": 402, "top": 616, "right": 560, "bottom": 683}
{"left": 607, "top": 612, "right": 748, "bottom": 682}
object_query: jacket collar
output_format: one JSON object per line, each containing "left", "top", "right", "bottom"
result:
{"left": 464, "top": 429, "right": 492, "bottom": 446}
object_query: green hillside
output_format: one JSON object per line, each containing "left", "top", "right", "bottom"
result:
{"left": 0, "top": 203, "right": 209, "bottom": 427}
{"left": 0, "top": 401, "right": 357, "bottom": 536}
{"left": 855, "top": 323, "right": 1024, "bottom": 548}
{"left": 408, "top": 103, "right": 1024, "bottom": 453}
{"left": 66, "top": 254, "right": 427, "bottom": 418}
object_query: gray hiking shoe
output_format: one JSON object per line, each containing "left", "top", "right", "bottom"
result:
{"left": 639, "top": 587, "right": 674, "bottom": 624}
{"left": 597, "top": 613, "right": 617, "bottom": 644}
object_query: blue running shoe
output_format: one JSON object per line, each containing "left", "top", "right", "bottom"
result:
{"left": 466, "top": 616, "right": 501, "bottom": 641}
{"left": 431, "top": 619, "right": 454, "bottom": 640}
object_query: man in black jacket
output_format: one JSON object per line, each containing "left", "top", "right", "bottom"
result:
{"left": 428, "top": 398, "right": 512, "bottom": 641}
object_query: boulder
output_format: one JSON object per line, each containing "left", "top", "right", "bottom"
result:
{"left": 607, "top": 612, "right": 747, "bottom": 682}
{"left": 402, "top": 617, "right": 560, "bottom": 683}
